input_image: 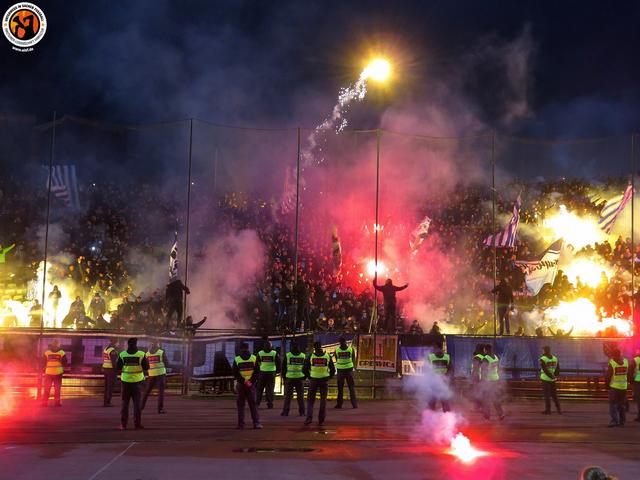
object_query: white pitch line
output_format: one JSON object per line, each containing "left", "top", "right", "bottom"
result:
{"left": 87, "top": 441, "right": 136, "bottom": 480}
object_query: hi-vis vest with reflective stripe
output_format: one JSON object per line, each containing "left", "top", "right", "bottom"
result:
{"left": 335, "top": 346, "right": 354, "bottom": 370}
{"left": 258, "top": 350, "right": 277, "bottom": 372}
{"left": 119, "top": 350, "right": 145, "bottom": 383}
{"left": 635, "top": 356, "right": 640, "bottom": 382}
{"left": 609, "top": 358, "right": 628, "bottom": 390}
{"left": 286, "top": 352, "right": 306, "bottom": 378}
{"left": 484, "top": 355, "right": 500, "bottom": 381}
{"left": 471, "top": 354, "right": 485, "bottom": 379}
{"left": 45, "top": 350, "right": 65, "bottom": 375}
{"left": 146, "top": 349, "right": 166, "bottom": 376}
{"left": 102, "top": 346, "right": 115, "bottom": 369}
{"left": 428, "top": 352, "right": 450, "bottom": 375}
{"left": 235, "top": 354, "right": 256, "bottom": 381}
{"left": 310, "top": 353, "right": 330, "bottom": 379}
{"left": 540, "top": 355, "right": 558, "bottom": 382}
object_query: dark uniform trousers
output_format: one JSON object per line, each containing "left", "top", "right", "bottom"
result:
{"left": 256, "top": 371, "right": 276, "bottom": 407}
{"left": 282, "top": 378, "right": 305, "bottom": 415}
{"left": 336, "top": 368, "right": 358, "bottom": 408}
{"left": 481, "top": 382, "right": 504, "bottom": 419}
{"left": 103, "top": 369, "right": 117, "bottom": 406}
{"left": 306, "top": 378, "right": 329, "bottom": 424}
{"left": 237, "top": 382, "right": 260, "bottom": 427}
{"left": 609, "top": 388, "right": 626, "bottom": 425}
{"left": 121, "top": 381, "right": 143, "bottom": 427}
{"left": 42, "top": 374, "right": 62, "bottom": 405}
{"left": 428, "top": 396, "right": 451, "bottom": 412}
{"left": 141, "top": 375, "right": 166, "bottom": 412}
{"left": 542, "top": 380, "right": 561, "bottom": 412}
{"left": 634, "top": 382, "right": 640, "bottom": 420}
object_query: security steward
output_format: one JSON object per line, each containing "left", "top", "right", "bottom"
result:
{"left": 334, "top": 336, "right": 358, "bottom": 409}
{"left": 233, "top": 342, "right": 262, "bottom": 429}
{"left": 41, "top": 340, "right": 67, "bottom": 407}
{"left": 605, "top": 348, "right": 628, "bottom": 427}
{"left": 481, "top": 344, "right": 505, "bottom": 421}
{"left": 116, "top": 337, "right": 149, "bottom": 430}
{"left": 540, "top": 345, "right": 562, "bottom": 414}
{"left": 102, "top": 339, "right": 119, "bottom": 407}
{"left": 256, "top": 339, "right": 280, "bottom": 409}
{"left": 304, "top": 341, "right": 335, "bottom": 426}
{"left": 631, "top": 348, "right": 640, "bottom": 422}
{"left": 469, "top": 343, "right": 485, "bottom": 411}
{"left": 281, "top": 342, "right": 306, "bottom": 417}
{"left": 427, "top": 340, "right": 452, "bottom": 412}
{"left": 141, "top": 340, "right": 168, "bottom": 414}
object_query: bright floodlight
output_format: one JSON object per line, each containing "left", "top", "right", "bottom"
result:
{"left": 363, "top": 58, "right": 391, "bottom": 82}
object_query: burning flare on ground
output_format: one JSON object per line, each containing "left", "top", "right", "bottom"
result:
{"left": 446, "top": 433, "right": 488, "bottom": 463}
{"left": 545, "top": 298, "right": 632, "bottom": 336}
{"left": 543, "top": 205, "right": 607, "bottom": 250}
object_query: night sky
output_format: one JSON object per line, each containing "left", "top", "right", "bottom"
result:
{"left": 1, "top": 0, "right": 639, "bottom": 137}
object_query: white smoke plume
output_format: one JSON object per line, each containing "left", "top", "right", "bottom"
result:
{"left": 187, "top": 229, "right": 265, "bottom": 328}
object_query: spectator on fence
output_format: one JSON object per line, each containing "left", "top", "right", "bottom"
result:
{"left": 373, "top": 275, "right": 408, "bottom": 333}
{"left": 491, "top": 278, "right": 513, "bottom": 335}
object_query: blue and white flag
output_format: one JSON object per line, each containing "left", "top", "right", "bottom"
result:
{"left": 47, "top": 165, "right": 80, "bottom": 208}
{"left": 169, "top": 232, "right": 178, "bottom": 280}
{"left": 484, "top": 195, "right": 521, "bottom": 248}
{"left": 514, "top": 239, "right": 563, "bottom": 296}
{"left": 599, "top": 185, "right": 633, "bottom": 234}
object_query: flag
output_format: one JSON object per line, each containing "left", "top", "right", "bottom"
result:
{"left": 514, "top": 239, "right": 563, "bottom": 296}
{"left": 598, "top": 185, "right": 633, "bottom": 234}
{"left": 410, "top": 215, "right": 431, "bottom": 254}
{"left": 47, "top": 165, "right": 80, "bottom": 208}
{"left": 332, "top": 226, "right": 342, "bottom": 275}
{"left": 483, "top": 195, "right": 522, "bottom": 248}
{"left": 169, "top": 232, "right": 178, "bottom": 280}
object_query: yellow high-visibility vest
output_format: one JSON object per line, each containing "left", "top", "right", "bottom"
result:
{"left": 102, "top": 347, "right": 115, "bottom": 369}
{"left": 609, "top": 358, "right": 628, "bottom": 391}
{"left": 484, "top": 355, "right": 500, "bottom": 382}
{"left": 310, "top": 353, "right": 330, "bottom": 379}
{"left": 285, "top": 352, "right": 306, "bottom": 379}
{"left": 44, "top": 350, "right": 65, "bottom": 375}
{"left": 258, "top": 350, "right": 277, "bottom": 372}
{"left": 119, "top": 350, "right": 145, "bottom": 383}
{"left": 540, "top": 355, "right": 558, "bottom": 382}
{"left": 146, "top": 349, "right": 166, "bottom": 376}
{"left": 428, "top": 352, "right": 450, "bottom": 375}
{"left": 235, "top": 354, "right": 256, "bottom": 381}
{"left": 335, "top": 346, "right": 354, "bottom": 370}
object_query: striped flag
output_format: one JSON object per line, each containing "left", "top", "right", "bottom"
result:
{"left": 484, "top": 195, "right": 522, "bottom": 248}
{"left": 598, "top": 185, "right": 633, "bottom": 234}
{"left": 47, "top": 165, "right": 80, "bottom": 208}
{"left": 169, "top": 232, "right": 178, "bottom": 280}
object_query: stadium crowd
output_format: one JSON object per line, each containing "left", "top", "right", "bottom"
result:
{"left": 0, "top": 174, "right": 637, "bottom": 336}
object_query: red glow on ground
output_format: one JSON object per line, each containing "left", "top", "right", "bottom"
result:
{"left": 446, "top": 432, "right": 488, "bottom": 463}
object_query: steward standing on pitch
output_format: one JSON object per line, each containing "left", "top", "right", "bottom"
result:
{"left": 233, "top": 342, "right": 262, "bottom": 429}
{"left": 256, "top": 339, "right": 280, "bottom": 409}
{"left": 605, "top": 348, "right": 628, "bottom": 427}
{"left": 304, "top": 341, "right": 335, "bottom": 426}
{"left": 540, "top": 346, "right": 562, "bottom": 414}
{"left": 281, "top": 342, "right": 306, "bottom": 417}
{"left": 41, "top": 340, "right": 67, "bottom": 407}
{"left": 116, "top": 337, "right": 149, "bottom": 430}
{"left": 102, "top": 339, "right": 119, "bottom": 407}
{"left": 334, "top": 336, "right": 358, "bottom": 409}
{"left": 427, "top": 340, "right": 452, "bottom": 412}
{"left": 141, "top": 340, "right": 169, "bottom": 414}
{"left": 480, "top": 344, "right": 505, "bottom": 421}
